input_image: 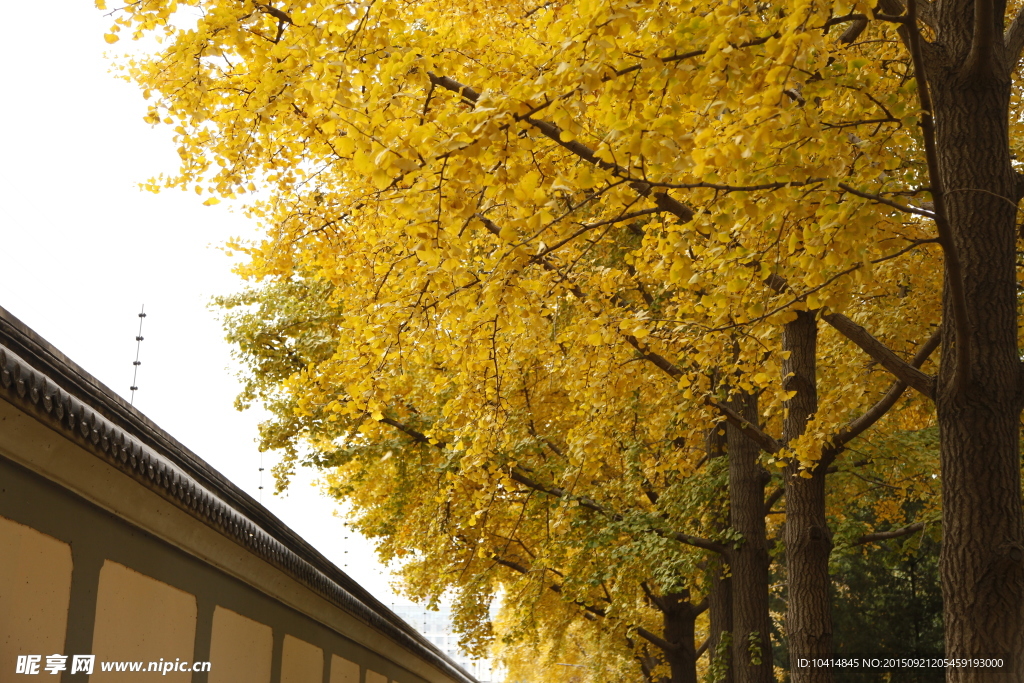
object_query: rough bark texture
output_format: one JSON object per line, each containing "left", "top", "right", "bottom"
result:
{"left": 662, "top": 592, "right": 700, "bottom": 683}
{"left": 706, "top": 425, "right": 736, "bottom": 683}
{"left": 707, "top": 556, "right": 735, "bottom": 683}
{"left": 726, "top": 392, "right": 775, "bottom": 683}
{"left": 782, "top": 311, "right": 833, "bottom": 683}
{"left": 926, "top": 2, "right": 1024, "bottom": 676}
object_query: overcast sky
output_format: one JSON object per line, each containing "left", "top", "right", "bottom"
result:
{"left": 0, "top": 1, "right": 404, "bottom": 607}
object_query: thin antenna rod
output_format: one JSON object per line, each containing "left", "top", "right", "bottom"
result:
{"left": 130, "top": 305, "right": 146, "bottom": 406}
{"left": 259, "top": 453, "right": 265, "bottom": 504}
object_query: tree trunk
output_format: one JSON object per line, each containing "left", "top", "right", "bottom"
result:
{"left": 706, "top": 421, "right": 736, "bottom": 683}
{"left": 662, "top": 592, "right": 700, "bottom": 683}
{"left": 926, "top": 13, "right": 1024, "bottom": 677}
{"left": 707, "top": 556, "right": 735, "bottom": 683}
{"left": 782, "top": 310, "right": 833, "bottom": 683}
{"left": 726, "top": 392, "right": 775, "bottom": 683}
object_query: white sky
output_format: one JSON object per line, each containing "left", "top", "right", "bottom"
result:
{"left": 0, "top": 1, "right": 406, "bottom": 608}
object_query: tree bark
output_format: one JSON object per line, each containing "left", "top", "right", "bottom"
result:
{"left": 661, "top": 592, "right": 700, "bottom": 683}
{"left": 707, "top": 556, "right": 735, "bottom": 683}
{"left": 726, "top": 392, "right": 775, "bottom": 683}
{"left": 782, "top": 310, "right": 833, "bottom": 683}
{"left": 706, "top": 423, "right": 736, "bottom": 683}
{"left": 925, "top": 7, "right": 1024, "bottom": 676}
{"left": 699, "top": 422, "right": 737, "bottom": 683}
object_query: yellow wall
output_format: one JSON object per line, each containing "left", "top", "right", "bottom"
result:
{"left": 367, "top": 669, "right": 390, "bottom": 683}
{"left": 208, "top": 606, "right": 273, "bottom": 683}
{"left": 330, "top": 654, "right": 361, "bottom": 683}
{"left": 0, "top": 516, "right": 72, "bottom": 683}
{"left": 281, "top": 634, "right": 324, "bottom": 683}
{"left": 90, "top": 561, "right": 196, "bottom": 682}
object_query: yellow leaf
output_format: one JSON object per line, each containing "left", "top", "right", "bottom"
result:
{"left": 104, "top": 33, "right": 119, "bottom": 44}
{"left": 202, "top": 197, "right": 221, "bottom": 206}
{"left": 372, "top": 169, "right": 391, "bottom": 189}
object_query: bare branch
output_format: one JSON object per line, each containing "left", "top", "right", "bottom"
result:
{"left": 853, "top": 521, "right": 926, "bottom": 545}
{"left": 540, "top": 209, "right": 661, "bottom": 257}
{"left": 635, "top": 628, "right": 675, "bottom": 654}
{"left": 840, "top": 16, "right": 871, "bottom": 43}
{"left": 706, "top": 399, "right": 782, "bottom": 454}
{"left": 765, "top": 485, "right": 785, "bottom": 515}
{"left": 837, "top": 182, "right": 935, "bottom": 218}
{"left": 654, "top": 178, "right": 825, "bottom": 192}
{"left": 821, "top": 313, "right": 936, "bottom": 399}
{"left": 614, "top": 35, "right": 775, "bottom": 78}
{"left": 426, "top": 73, "right": 481, "bottom": 102}
{"left": 380, "top": 416, "right": 442, "bottom": 445}
{"left": 822, "top": 328, "right": 941, "bottom": 462}
{"left": 762, "top": 272, "right": 937, "bottom": 400}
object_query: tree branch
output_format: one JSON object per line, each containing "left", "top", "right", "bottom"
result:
{"left": 379, "top": 414, "right": 705, "bottom": 653}
{"left": 427, "top": 73, "right": 694, "bottom": 223}
{"left": 821, "top": 312, "right": 936, "bottom": 399}
{"left": 853, "top": 521, "right": 926, "bottom": 545}
{"left": 906, "top": 0, "right": 972, "bottom": 390}
{"left": 836, "top": 182, "right": 935, "bottom": 218}
{"left": 964, "top": 0, "right": 997, "bottom": 79}
{"left": 706, "top": 399, "right": 782, "bottom": 454}
{"left": 834, "top": 0, "right": 932, "bottom": 44}
{"left": 821, "top": 327, "right": 941, "bottom": 461}
{"left": 379, "top": 417, "right": 442, "bottom": 446}
{"left": 492, "top": 555, "right": 677, "bottom": 652}
{"left": 762, "top": 273, "right": 936, "bottom": 400}
{"left": 509, "top": 469, "right": 729, "bottom": 555}
{"left": 1005, "top": 6, "right": 1024, "bottom": 71}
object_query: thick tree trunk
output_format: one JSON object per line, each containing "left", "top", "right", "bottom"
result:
{"left": 662, "top": 592, "right": 700, "bottom": 683}
{"left": 726, "top": 392, "right": 775, "bottom": 683}
{"left": 927, "top": 23, "right": 1024, "bottom": 678}
{"left": 782, "top": 311, "right": 833, "bottom": 683}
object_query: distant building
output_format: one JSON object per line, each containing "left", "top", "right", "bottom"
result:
{"left": 391, "top": 605, "right": 497, "bottom": 683}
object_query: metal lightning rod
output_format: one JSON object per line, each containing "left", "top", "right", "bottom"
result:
{"left": 130, "top": 305, "right": 146, "bottom": 406}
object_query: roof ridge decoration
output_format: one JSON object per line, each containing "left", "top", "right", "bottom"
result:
{"left": 0, "top": 313, "right": 476, "bottom": 683}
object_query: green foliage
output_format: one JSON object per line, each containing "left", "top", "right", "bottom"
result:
{"left": 706, "top": 631, "right": 732, "bottom": 683}
{"left": 747, "top": 630, "right": 763, "bottom": 667}
{"left": 831, "top": 534, "right": 943, "bottom": 682}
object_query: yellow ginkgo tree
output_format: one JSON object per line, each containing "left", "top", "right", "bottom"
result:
{"left": 107, "top": 0, "right": 1024, "bottom": 680}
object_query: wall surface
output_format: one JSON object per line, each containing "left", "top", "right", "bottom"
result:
{"left": 0, "top": 382, "right": 473, "bottom": 683}
{"left": 0, "top": 517, "right": 73, "bottom": 682}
